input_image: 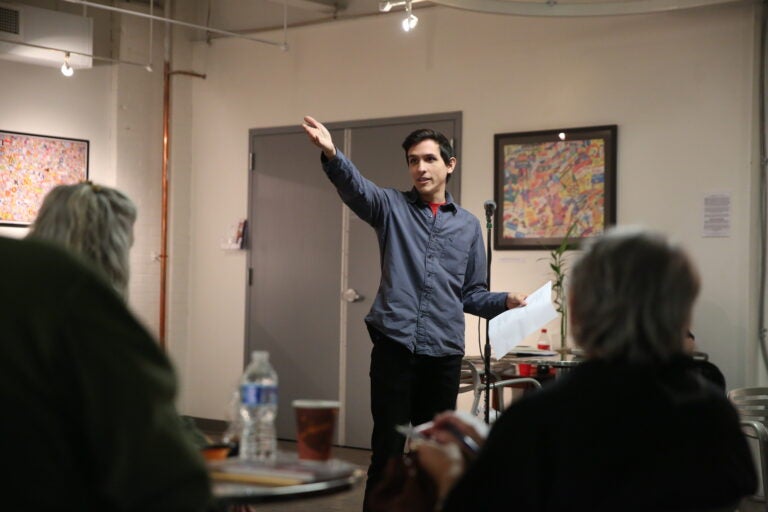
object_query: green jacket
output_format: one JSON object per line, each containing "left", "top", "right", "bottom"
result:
{"left": 0, "top": 236, "right": 212, "bottom": 511}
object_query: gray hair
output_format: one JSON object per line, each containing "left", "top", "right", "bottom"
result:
{"left": 27, "top": 182, "right": 137, "bottom": 298}
{"left": 569, "top": 227, "right": 700, "bottom": 364}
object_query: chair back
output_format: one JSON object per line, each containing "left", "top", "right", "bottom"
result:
{"left": 692, "top": 350, "right": 709, "bottom": 361}
{"left": 460, "top": 359, "right": 542, "bottom": 419}
{"left": 728, "top": 387, "right": 768, "bottom": 503}
{"left": 730, "top": 388, "right": 768, "bottom": 424}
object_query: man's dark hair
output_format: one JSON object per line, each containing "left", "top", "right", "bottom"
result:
{"left": 401, "top": 129, "right": 455, "bottom": 166}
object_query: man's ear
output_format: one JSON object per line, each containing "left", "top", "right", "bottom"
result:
{"left": 447, "top": 157, "right": 457, "bottom": 174}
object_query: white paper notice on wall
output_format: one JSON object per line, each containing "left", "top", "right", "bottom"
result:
{"left": 702, "top": 193, "right": 731, "bottom": 238}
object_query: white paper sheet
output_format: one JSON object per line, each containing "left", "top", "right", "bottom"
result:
{"left": 489, "top": 281, "right": 559, "bottom": 359}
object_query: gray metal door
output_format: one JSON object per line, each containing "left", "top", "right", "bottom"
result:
{"left": 247, "top": 128, "right": 345, "bottom": 441}
{"left": 247, "top": 113, "right": 461, "bottom": 448}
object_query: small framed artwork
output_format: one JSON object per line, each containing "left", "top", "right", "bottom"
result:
{"left": 494, "top": 125, "right": 617, "bottom": 250}
{"left": 0, "top": 130, "right": 89, "bottom": 226}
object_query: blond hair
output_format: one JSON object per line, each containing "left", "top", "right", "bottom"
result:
{"left": 27, "top": 182, "right": 137, "bottom": 298}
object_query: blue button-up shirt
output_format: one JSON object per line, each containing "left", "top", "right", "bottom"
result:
{"left": 323, "top": 150, "right": 508, "bottom": 357}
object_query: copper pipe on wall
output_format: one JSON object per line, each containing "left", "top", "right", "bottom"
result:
{"left": 159, "top": 60, "right": 170, "bottom": 349}
{"left": 159, "top": 0, "right": 206, "bottom": 348}
{"left": 159, "top": 64, "right": 206, "bottom": 349}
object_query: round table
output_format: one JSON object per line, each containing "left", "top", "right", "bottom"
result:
{"left": 463, "top": 349, "right": 584, "bottom": 381}
{"left": 210, "top": 454, "right": 365, "bottom": 506}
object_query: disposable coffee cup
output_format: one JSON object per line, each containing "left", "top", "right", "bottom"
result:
{"left": 292, "top": 399, "right": 340, "bottom": 461}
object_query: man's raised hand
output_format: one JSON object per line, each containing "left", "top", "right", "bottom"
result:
{"left": 302, "top": 115, "right": 336, "bottom": 159}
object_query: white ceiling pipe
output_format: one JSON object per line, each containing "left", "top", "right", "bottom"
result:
{"left": 430, "top": 0, "right": 748, "bottom": 17}
{"left": 61, "top": 0, "right": 287, "bottom": 49}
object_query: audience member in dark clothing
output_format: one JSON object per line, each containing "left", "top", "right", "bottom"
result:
{"left": 26, "top": 182, "right": 210, "bottom": 449}
{"left": 415, "top": 228, "right": 756, "bottom": 512}
{"left": 0, "top": 184, "right": 211, "bottom": 512}
{"left": 1, "top": 236, "right": 212, "bottom": 509}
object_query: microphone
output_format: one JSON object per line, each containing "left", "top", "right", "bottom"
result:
{"left": 483, "top": 200, "right": 496, "bottom": 219}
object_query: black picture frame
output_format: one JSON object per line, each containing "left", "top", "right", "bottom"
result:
{"left": 493, "top": 125, "right": 617, "bottom": 250}
{"left": 0, "top": 130, "right": 90, "bottom": 226}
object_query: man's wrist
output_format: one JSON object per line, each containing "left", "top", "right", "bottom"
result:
{"left": 323, "top": 146, "right": 337, "bottom": 160}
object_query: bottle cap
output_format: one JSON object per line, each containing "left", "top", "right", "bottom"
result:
{"left": 250, "top": 350, "right": 269, "bottom": 361}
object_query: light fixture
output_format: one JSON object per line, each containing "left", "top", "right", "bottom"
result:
{"left": 402, "top": 0, "right": 418, "bottom": 32}
{"left": 558, "top": 132, "right": 566, "bottom": 140}
{"left": 61, "top": 52, "right": 74, "bottom": 77}
{"left": 402, "top": 13, "right": 418, "bottom": 31}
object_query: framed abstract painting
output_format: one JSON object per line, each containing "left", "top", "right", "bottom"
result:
{"left": 493, "top": 125, "right": 617, "bottom": 250}
{"left": 0, "top": 130, "right": 89, "bottom": 226}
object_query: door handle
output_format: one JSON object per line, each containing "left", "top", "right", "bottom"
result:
{"left": 342, "top": 288, "right": 364, "bottom": 303}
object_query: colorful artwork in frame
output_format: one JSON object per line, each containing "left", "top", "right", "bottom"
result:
{"left": 493, "top": 125, "right": 617, "bottom": 250}
{"left": 0, "top": 130, "right": 89, "bottom": 226}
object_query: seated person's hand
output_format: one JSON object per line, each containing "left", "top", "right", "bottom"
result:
{"left": 410, "top": 412, "right": 488, "bottom": 501}
{"left": 410, "top": 436, "right": 463, "bottom": 503}
{"left": 421, "top": 411, "right": 485, "bottom": 459}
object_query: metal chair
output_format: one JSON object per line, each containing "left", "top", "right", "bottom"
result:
{"left": 728, "top": 387, "right": 768, "bottom": 507}
{"left": 692, "top": 350, "right": 709, "bottom": 361}
{"left": 460, "top": 359, "right": 541, "bottom": 419}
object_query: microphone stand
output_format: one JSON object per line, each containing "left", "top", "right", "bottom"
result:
{"left": 484, "top": 206, "right": 494, "bottom": 425}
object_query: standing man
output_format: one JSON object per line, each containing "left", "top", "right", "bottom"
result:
{"left": 302, "top": 115, "right": 526, "bottom": 511}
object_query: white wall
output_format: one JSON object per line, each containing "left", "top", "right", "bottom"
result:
{"left": 179, "top": 2, "right": 760, "bottom": 419}
{"left": 114, "top": 8, "right": 167, "bottom": 337}
{"left": 0, "top": 4, "right": 168, "bottom": 338}
{"left": 0, "top": 1, "right": 760, "bottom": 421}
{"left": 0, "top": 58, "right": 116, "bottom": 241}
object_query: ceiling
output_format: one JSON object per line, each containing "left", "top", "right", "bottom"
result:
{"left": 186, "top": 0, "right": 744, "bottom": 35}
{"left": 2, "top": 0, "right": 746, "bottom": 63}
{"left": 6, "top": 0, "right": 745, "bottom": 37}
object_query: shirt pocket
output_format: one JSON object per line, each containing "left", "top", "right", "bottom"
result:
{"left": 439, "top": 235, "right": 470, "bottom": 276}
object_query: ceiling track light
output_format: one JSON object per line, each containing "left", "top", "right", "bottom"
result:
{"left": 401, "top": 0, "right": 419, "bottom": 31}
{"left": 380, "top": 0, "right": 423, "bottom": 31}
{"left": 61, "top": 52, "right": 74, "bottom": 77}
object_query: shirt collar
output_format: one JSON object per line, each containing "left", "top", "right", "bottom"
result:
{"left": 405, "top": 188, "right": 458, "bottom": 213}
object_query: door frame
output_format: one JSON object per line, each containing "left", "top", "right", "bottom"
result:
{"left": 245, "top": 111, "right": 462, "bottom": 445}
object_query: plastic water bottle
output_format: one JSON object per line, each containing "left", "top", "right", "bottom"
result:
{"left": 239, "top": 351, "right": 278, "bottom": 462}
{"left": 221, "top": 389, "right": 243, "bottom": 455}
{"left": 536, "top": 328, "right": 552, "bottom": 350}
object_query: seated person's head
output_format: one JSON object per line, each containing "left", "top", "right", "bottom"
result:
{"left": 27, "top": 182, "right": 137, "bottom": 297}
{"left": 569, "top": 227, "right": 700, "bottom": 364}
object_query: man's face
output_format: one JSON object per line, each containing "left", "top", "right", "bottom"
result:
{"left": 406, "top": 139, "right": 455, "bottom": 203}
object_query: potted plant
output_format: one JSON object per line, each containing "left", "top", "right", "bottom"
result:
{"left": 549, "top": 221, "right": 578, "bottom": 355}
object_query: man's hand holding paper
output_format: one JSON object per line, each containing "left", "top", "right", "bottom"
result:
{"left": 489, "top": 281, "right": 559, "bottom": 359}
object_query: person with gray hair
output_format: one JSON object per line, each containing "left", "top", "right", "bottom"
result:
{"left": 26, "top": 181, "right": 212, "bottom": 450}
{"left": 408, "top": 228, "right": 756, "bottom": 512}
{"left": 27, "top": 182, "right": 137, "bottom": 298}
{"left": 568, "top": 227, "right": 700, "bottom": 364}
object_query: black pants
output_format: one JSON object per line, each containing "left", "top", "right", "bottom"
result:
{"left": 362, "top": 332, "right": 463, "bottom": 512}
